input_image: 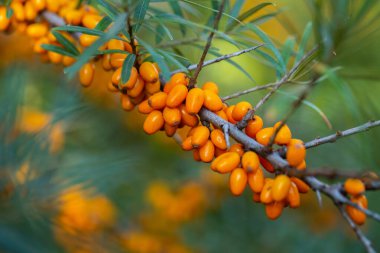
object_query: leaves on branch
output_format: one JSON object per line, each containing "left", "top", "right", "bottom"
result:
{"left": 121, "top": 54, "right": 136, "bottom": 84}
{"left": 133, "top": 0, "right": 151, "bottom": 32}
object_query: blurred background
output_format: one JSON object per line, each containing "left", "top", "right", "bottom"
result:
{"left": 1, "top": 0, "right": 380, "bottom": 252}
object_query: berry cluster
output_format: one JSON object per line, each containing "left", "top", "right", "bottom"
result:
{"left": 344, "top": 178, "right": 368, "bottom": 225}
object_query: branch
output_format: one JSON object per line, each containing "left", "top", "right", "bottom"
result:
{"left": 222, "top": 82, "right": 279, "bottom": 101}
{"left": 188, "top": 0, "right": 226, "bottom": 88}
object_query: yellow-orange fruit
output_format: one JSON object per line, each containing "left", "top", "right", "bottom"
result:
{"left": 46, "top": 0, "right": 59, "bottom": 12}
{"left": 25, "top": 2, "right": 37, "bottom": 21}
{"left": 215, "top": 110, "right": 228, "bottom": 122}
{"left": 186, "top": 88, "right": 204, "bottom": 114}
{"left": 211, "top": 152, "right": 240, "bottom": 174}
{"left": 260, "top": 179, "right": 274, "bottom": 204}
{"left": 265, "top": 201, "right": 285, "bottom": 220}
{"left": 65, "top": 9, "right": 82, "bottom": 25}
{"left": 79, "top": 34, "right": 98, "bottom": 47}
{"left": 113, "top": 67, "right": 138, "bottom": 89}
{"left": 228, "top": 143, "right": 244, "bottom": 156}
{"left": 286, "top": 139, "right": 306, "bottom": 167}
{"left": 79, "top": 63, "right": 94, "bottom": 87}
{"left": 48, "top": 51, "right": 63, "bottom": 64}
{"left": 203, "top": 90, "right": 223, "bottom": 112}
{"left": 214, "top": 147, "right": 227, "bottom": 157}
{"left": 296, "top": 160, "right": 306, "bottom": 170}
{"left": 256, "top": 127, "right": 274, "bottom": 146}
{"left": 0, "top": 7, "right": 11, "bottom": 31}
{"left": 273, "top": 122, "right": 292, "bottom": 145}
{"left": 138, "top": 100, "right": 154, "bottom": 114}
{"left": 290, "top": 177, "right": 309, "bottom": 194}
{"left": 32, "top": 0, "right": 46, "bottom": 12}
{"left": 11, "top": 2, "right": 25, "bottom": 21}
{"left": 62, "top": 56, "right": 76, "bottom": 66}
{"left": 179, "top": 105, "right": 199, "bottom": 127}
{"left": 120, "top": 94, "right": 134, "bottom": 111}
{"left": 148, "top": 92, "right": 167, "bottom": 110}
{"left": 181, "top": 136, "right": 193, "bottom": 151}
{"left": 259, "top": 156, "right": 275, "bottom": 173}
{"left": 248, "top": 168, "right": 265, "bottom": 193}
{"left": 242, "top": 151, "right": 260, "bottom": 173}
{"left": 253, "top": 192, "right": 261, "bottom": 203}
{"left": 229, "top": 168, "right": 248, "bottom": 196}
{"left": 287, "top": 182, "right": 300, "bottom": 208}
{"left": 272, "top": 175, "right": 291, "bottom": 202}
{"left": 344, "top": 179, "right": 365, "bottom": 196}
{"left": 82, "top": 14, "right": 102, "bottom": 29}
{"left": 199, "top": 140, "right": 215, "bottom": 163}
{"left": 193, "top": 149, "right": 201, "bottom": 161}
{"left": 127, "top": 76, "right": 145, "bottom": 98}
{"left": 164, "top": 123, "right": 177, "bottom": 137}
{"left": 165, "top": 73, "right": 188, "bottom": 93}
{"left": 166, "top": 84, "right": 188, "bottom": 108}
{"left": 163, "top": 107, "right": 181, "bottom": 127}
{"left": 225, "top": 105, "right": 238, "bottom": 124}
{"left": 110, "top": 53, "right": 127, "bottom": 68}
{"left": 124, "top": 42, "right": 133, "bottom": 53}
{"left": 102, "top": 54, "right": 112, "bottom": 71}
{"left": 143, "top": 110, "right": 164, "bottom": 135}
{"left": 210, "top": 129, "right": 227, "bottom": 150}
{"left": 33, "top": 37, "right": 49, "bottom": 54}
{"left": 130, "top": 92, "right": 145, "bottom": 105}
{"left": 346, "top": 197, "right": 367, "bottom": 225}
{"left": 145, "top": 81, "right": 161, "bottom": 95}
{"left": 191, "top": 126, "right": 210, "bottom": 148}
{"left": 245, "top": 116, "right": 263, "bottom": 138}
{"left": 202, "top": 81, "right": 219, "bottom": 94}
{"left": 107, "top": 39, "right": 124, "bottom": 51}
{"left": 139, "top": 62, "right": 159, "bottom": 83}
{"left": 107, "top": 81, "right": 118, "bottom": 92}
{"left": 26, "top": 24, "right": 48, "bottom": 38}
{"left": 232, "top": 101, "right": 252, "bottom": 121}
{"left": 353, "top": 195, "right": 368, "bottom": 209}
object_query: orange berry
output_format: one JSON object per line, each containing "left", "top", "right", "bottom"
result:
{"left": 210, "top": 129, "right": 227, "bottom": 150}
{"left": 191, "top": 126, "right": 210, "bottom": 148}
{"left": 265, "top": 201, "right": 285, "bottom": 220}
{"left": 287, "top": 182, "right": 300, "bottom": 208}
{"left": 79, "top": 63, "right": 94, "bottom": 87}
{"left": 181, "top": 136, "right": 193, "bottom": 151}
{"left": 245, "top": 116, "right": 263, "bottom": 138}
{"left": 179, "top": 105, "right": 199, "bottom": 127}
{"left": 33, "top": 37, "right": 49, "bottom": 54}
{"left": 139, "top": 62, "right": 159, "bottom": 83}
{"left": 260, "top": 179, "right": 274, "bottom": 204}
{"left": 344, "top": 179, "right": 365, "bottom": 196}
{"left": 202, "top": 81, "right": 219, "bottom": 94}
{"left": 214, "top": 147, "right": 227, "bottom": 157}
{"left": 120, "top": 94, "right": 134, "bottom": 111}
{"left": 107, "top": 39, "right": 124, "bottom": 51}
{"left": 0, "top": 7, "right": 11, "bottom": 31}
{"left": 165, "top": 73, "right": 188, "bottom": 93}
{"left": 124, "top": 42, "right": 133, "bottom": 53}
{"left": 272, "top": 175, "right": 291, "bottom": 202}
{"left": 232, "top": 101, "right": 252, "bottom": 121}
{"left": 82, "top": 14, "right": 102, "bottom": 29}
{"left": 286, "top": 139, "right": 306, "bottom": 167}
{"left": 211, "top": 152, "right": 241, "bottom": 174}
{"left": 63, "top": 56, "right": 76, "bottom": 66}
{"left": 203, "top": 90, "right": 223, "bottom": 112}
{"left": 127, "top": 76, "right": 145, "bottom": 98}
{"left": 229, "top": 168, "right": 248, "bottom": 196}
{"left": 11, "top": 2, "right": 25, "bottom": 22}
{"left": 252, "top": 192, "right": 261, "bottom": 203}
{"left": 248, "top": 168, "right": 265, "bottom": 193}
{"left": 79, "top": 34, "right": 98, "bottom": 47}
{"left": 138, "top": 99, "right": 153, "bottom": 114}
{"left": 193, "top": 149, "right": 201, "bottom": 161}
{"left": 256, "top": 127, "right": 274, "bottom": 146}
{"left": 48, "top": 50, "right": 63, "bottom": 64}
{"left": 225, "top": 105, "right": 238, "bottom": 124}
{"left": 145, "top": 81, "right": 161, "bottom": 95}
{"left": 130, "top": 92, "right": 145, "bottom": 105}
{"left": 143, "top": 110, "right": 164, "bottom": 135}
{"left": 107, "top": 81, "right": 118, "bottom": 93}
{"left": 259, "top": 156, "right": 275, "bottom": 173}
{"left": 290, "top": 177, "right": 309, "bottom": 194}
{"left": 65, "top": 9, "right": 83, "bottom": 25}
{"left": 46, "top": 0, "right": 59, "bottom": 12}
{"left": 186, "top": 88, "right": 204, "bottom": 114}
{"left": 163, "top": 107, "right": 181, "bottom": 127}
{"left": 26, "top": 23, "right": 48, "bottom": 38}
{"left": 215, "top": 110, "right": 228, "bottom": 121}
{"left": 199, "top": 140, "right": 215, "bottom": 163}
{"left": 102, "top": 54, "right": 112, "bottom": 71}
{"left": 166, "top": 84, "right": 188, "bottom": 108}
{"left": 296, "top": 160, "right": 306, "bottom": 170}
{"left": 148, "top": 92, "right": 167, "bottom": 110}
{"left": 353, "top": 194, "right": 368, "bottom": 209}
{"left": 32, "top": 0, "right": 46, "bottom": 12}
{"left": 110, "top": 53, "right": 127, "bottom": 68}
{"left": 242, "top": 151, "right": 260, "bottom": 173}
{"left": 113, "top": 67, "right": 138, "bottom": 89}
{"left": 25, "top": 2, "right": 37, "bottom": 21}
{"left": 346, "top": 197, "right": 367, "bottom": 225}
{"left": 273, "top": 122, "right": 292, "bottom": 145}
{"left": 164, "top": 123, "right": 177, "bottom": 137}
{"left": 228, "top": 143, "right": 244, "bottom": 156}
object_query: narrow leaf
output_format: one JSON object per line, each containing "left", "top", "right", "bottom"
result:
{"left": 168, "top": 1, "right": 186, "bottom": 35}
{"left": 52, "top": 31, "right": 79, "bottom": 55}
{"left": 134, "top": 0, "right": 151, "bottom": 32}
{"left": 121, "top": 54, "right": 136, "bottom": 84}
{"left": 295, "top": 22, "right": 312, "bottom": 63}
{"left": 94, "top": 16, "right": 113, "bottom": 31}
{"left": 41, "top": 44, "right": 77, "bottom": 57}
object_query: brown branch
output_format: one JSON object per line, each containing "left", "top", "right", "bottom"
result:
{"left": 188, "top": 0, "right": 226, "bottom": 88}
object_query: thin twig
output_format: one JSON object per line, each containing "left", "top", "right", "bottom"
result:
{"left": 188, "top": 0, "right": 226, "bottom": 88}
{"left": 157, "top": 37, "right": 201, "bottom": 48}
{"left": 223, "top": 124, "right": 231, "bottom": 149}
{"left": 222, "top": 82, "right": 279, "bottom": 101}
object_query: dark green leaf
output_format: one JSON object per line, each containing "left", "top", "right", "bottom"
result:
{"left": 94, "top": 16, "right": 113, "bottom": 31}
{"left": 121, "top": 54, "right": 136, "bottom": 84}
{"left": 6, "top": 7, "right": 13, "bottom": 19}
{"left": 96, "top": 49, "right": 130, "bottom": 55}
{"left": 168, "top": 1, "right": 186, "bottom": 35}
{"left": 226, "top": 0, "right": 244, "bottom": 27}
{"left": 53, "top": 26, "right": 106, "bottom": 36}
{"left": 134, "top": 0, "right": 150, "bottom": 32}
{"left": 52, "top": 31, "right": 79, "bottom": 55}
{"left": 281, "top": 37, "right": 296, "bottom": 67}
{"left": 41, "top": 44, "right": 77, "bottom": 57}
{"left": 295, "top": 22, "right": 312, "bottom": 63}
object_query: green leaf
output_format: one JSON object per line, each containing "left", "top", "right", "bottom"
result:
{"left": 41, "top": 44, "right": 77, "bottom": 57}
{"left": 134, "top": 0, "right": 150, "bottom": 32}
{"left": 157, "top": 49, "right": 188, "bottom": 73}
{"left": 94, "top": 16, "right": 113, "bottom": 31}
{"left": 96, "top": 49, "right": 130, "bottom": 55}
{"left": 281, "top": 37, "right": 296, "bottom": 67}
{"left": 168, "top": 1, "right": 186, "bottom": 35}
{"left": 53, "top": 26, "right": 106, "bottom": 36}
{"left": 6, "top": 7, "right": 13, "bottom": 19}
{"left": 121, "top": 54, "right": 136, "bottom": 84}
{"left": 51, "top": 31, "right": 79, "bottom": 56}
{"left": 295, "top": 22, "right": 312, "bottom": 63}
{"left": 226, "top": 0, "right": 244, "bottom": 27}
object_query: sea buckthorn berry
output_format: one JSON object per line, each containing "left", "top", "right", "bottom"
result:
{"left": 124, "top": 42, "right": 133, "bottom": 53}
{"left": 102, "top": 54, "right": 112, "bottom": 71}
{"left": 229, "top": 143, "right": 244, "bottom": 156}
{"left": 193, "top": 149, "right": 201, "bottom": 161}
{"left": 353, "top": 195, "right": 368, "bottom": 209}
{"left": 286, "top": 139, "right": 306, "bottom": 167}
{"left": 164, "top": 123, "right": 177, "bottom": 137}
{"left": 259, "top": 156, "right": 275, "bottom": 173}
{"left": 225, "top": 105, "right": 238, "bottom": 124}
{"left": 166, "top": 84, "right": 188, "bottom": 108}
{"left": 181, "top": 136, "right": 193, "bottom": 151}
{"left": 145, "top": 81, "right": 161, "bottom": 95}
{"left": 143, "top": 110, "right": 164, "bottom": 135}
{"left": 273, "top": 122, "right": 292, "bottom": 145}
{"left": 127, "top": 76, "right": 145, "bottom": 98}
{"left": 202, "top": 81, "right": 219, "bottom": 94}
{"left": 33, "top": 37, "right": 49, "bottom": 54}
{"left": 232, "top": 101, "right": 252, "bottom": 121}
{"left": 191, "top": 126, "right": 210, "bottom": 148}
{"left": 215, "top": 110, "right": 228, "bottom": 121}
{"left": 242, "top": 151, "right": 260, "bottom": 173}
{"left": 120, "top": 94, "right": 134, "bottom": 111}
{"left": 25, "top": 2, "right": 37, "bottom": 21}
{"left": 62, "top": 56, "right": 76, "bottom": 66}
{"left": 179, "top": 105, "right": 199, "bottom": 127}
{"left": 253, "top": 192, "right": 261, "bottom": 203}
{"left": 107, "top": 39, "right": 125, "bottom": 51}
{"left": 229, "top": 168, "right": 248, "bottom": 196}
{"left": 48, "top": 51, "right": 63, "bottom": 64}
{"left": 256, "top": 127, "right": 274, "bottom": 146}
{"left": 138, "top": 100, "right": 153, "bottom": 114}
{"left": 211, "top": 152, "right": 241, "bottom": 174}
{"left": 170, "top": 72, "right": 188, "bottom": 86}
{"left": 129, "top": 92, "right": 145, "bottom": 105}
{"left": 287, "top": 183, "right": 300, "bottom": 208}
{"left": 46, "top": 0, "right": 59, "bottom": 12}
{"left": 117, "top": 67, "right": 138, "bottom": 89}
{"left": 110, "top": 53, "right": 127, "bottom": 68}
{"left": 186, "top": 88, "right": 204, "bottom": 114}
{"left": 11, "top": 2, "right": 25, "bottom": 21}
{"left": 265, "top": 201, "right": 285, "bottom": 220}
{"left": 272, "top": 175, "right": 291, "bottom": 202}
{"left": 79, "top": 63, "right": 94, "bottom": 87}
{"left": 210, "top": 129, "right": 227, "bottom": 150}
{"left": 203, "top": 90, "right": 223, "bottom": 112}
{"left": 0, "top": 7, "right": 11, "bottom": 31}
{"left": 215, "top": 147, "right": 227, "bottom": 157}
{"left": 290, "top": 177, "right": 309, "bottom": 194}
{"left": 79, "top": 34, "right": 98, "bottom": 47}
{"left": 27, "top": 24, "right": 48, "bottom": 38}
{"left": 346, "top": 198, "right": 367, "bottom": 225}
{"left": 163, "top": 107, "right": 181, "bottom": 127}
{"left": 148, "top": 92, "right": 167, "bottom": 110}
{"left": 65, "top": 9, "right": 83, "bottom": 25}
{"left": 245, "top": 116, "right": 263, "bottom": 138}
{"left": 296, "top": 160, "right": 306, "bottom": 170}
{"left": 82, "top": 14, "right": 102, "bottom": 29}
{"left": 139, "top": 62, "right": 159, "bottom": 83}
{"left": 199, "top": 140, "right": 215, "bottom": 163}
{"left": 32, "top": 0, "right": 47, "bottom": 12}
{"left": 260, "top": 179, "right": 274, "bottom": 204}
{"left": 344, "top": 179, "right": 365, "bottom": 196}
{"left": 107, "top": 81, "right": 118, "bottom": 93}
{"left": 248, "top": 168, "right": 265, "bottom": 193}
